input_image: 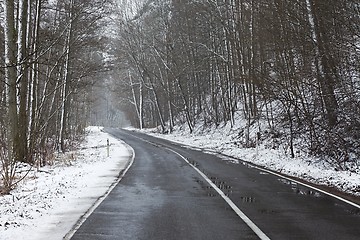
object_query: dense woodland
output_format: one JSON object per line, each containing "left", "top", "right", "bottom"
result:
{"left": 0, "top": 0, "right": 111, "bottom": 193}
{"left": 113, "top": 0, "right": 359, "bottom": 169}
{"left": 0, "top": 0, "right": 359, "bottom": 193}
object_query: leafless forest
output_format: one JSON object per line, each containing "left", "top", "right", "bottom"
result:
{"left": 1, "top": 0, "right": 359, "bottom": 193}
{"left": 114, "top": 1, "right": 359, "bottom": 168}
{"left": 0, "top": 0, "right": 111, "bottom": 193}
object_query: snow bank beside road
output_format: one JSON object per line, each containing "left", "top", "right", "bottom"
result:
{"left": 139, "top": 125, "right": 360, "bottom": 198}
{"left": 0, "top": 126, "right": 132, "bottom": 240}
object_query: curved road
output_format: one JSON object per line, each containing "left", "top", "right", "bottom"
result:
{"left": 70, "top": 128, "right": 360, "bottom": 240}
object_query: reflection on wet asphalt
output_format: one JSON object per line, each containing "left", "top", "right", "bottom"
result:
{"left": 71, "top": 128, "right": 360, "bottom": 240}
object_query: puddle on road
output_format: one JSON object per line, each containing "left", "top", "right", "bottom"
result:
{"left": 346, "top": 208, "right": 360, "bottom": 215}
{"left": 189, "top": 160, "right": 200, "bottom": 167}
{"left": 210, "top": 176, "right": 218, "bottom": 182}
{"left": 277, "top": 178, "right": 322, "bottom": 197}
{"left": 207, "top": 192, "right": 217, "bottom": 197}
{"left": 194, "top": 176, "right": 234, "bottom": 198}
{"left": 240, "top": 196, "right": 256, "bottom": 203}
{"left": 259, "top": 208, "right": 278, "bottom": 215}
{"left": 209, "top": 177, "right": 233, "bottom": 195}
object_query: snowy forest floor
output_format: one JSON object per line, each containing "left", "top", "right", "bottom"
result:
{"left": 138, "top": 122, "right": 360, "bottom": 201}
{"left": 0, "top": 127, "right": 132, "bottom": 240}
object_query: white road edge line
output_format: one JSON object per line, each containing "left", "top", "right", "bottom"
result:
{"left": 63, "top": 140, "right": 135, "bottom": 240}
{"left": 196, "top": 149, "right": 360, "bottom": 210}
{"left": 166, "top": 147, "right": 271, "bottom": 240}
{"left": 127, "top": 131, "right": 360, "bottom": 238}
{"left": 125, "top": 131, "right": 270, "bottom": 239}
{"left": 250, "top": 165, "right": 360, "bottom": 209}
{"left": 130, "top": 131, "right": 360, "bottom": 209}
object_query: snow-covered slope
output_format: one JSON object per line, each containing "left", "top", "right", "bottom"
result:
{"left": 0, "top": 126, "right": 132, "bottom": 240}
{"left": 139, "top": 122, "right": 360, "bottom": 198}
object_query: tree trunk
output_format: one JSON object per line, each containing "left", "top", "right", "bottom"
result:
{"left": 59, "top": 0, "right": 74, "bottom": 152}
{"left": 28, "top": 0, "right": 42, "bottom": 163}
{"left": 3, "top": 0, "right": 18, "bottom": 192}
{"left": 17, "top": 0, "right": 30, "bottom": 163}
{"left": 129, "top": 71, "right": 144, "bottom": 129}
{"left": 306, "top": 0, "right": 338, "bottom": 127}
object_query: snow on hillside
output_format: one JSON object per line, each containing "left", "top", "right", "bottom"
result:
{"left": 0, "top": 126, "right": 132, "bottom": 240}
{"left": 139, "top": 121, "right": 360, "bottom": 198}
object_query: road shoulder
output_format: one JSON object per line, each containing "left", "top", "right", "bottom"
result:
{"left": 0, "top": 127, "right": 134, "bottom": 240}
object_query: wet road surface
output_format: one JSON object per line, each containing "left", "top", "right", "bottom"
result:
{"left": 70, "top": 128, "right": 360, "bottom": 240}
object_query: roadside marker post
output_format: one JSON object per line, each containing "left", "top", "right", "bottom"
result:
{"left": 107, "top": 139, "right": 110, "bottom": 157}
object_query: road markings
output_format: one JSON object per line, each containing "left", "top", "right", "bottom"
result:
{"left": 64, "top": 140, "right": 136, "bottom": 240}
{"left": 124, "top": 132, "right": 271, "bottom": 239}
{"left": 133, "top": 130, "right": 360, "bottom": 210}
{"left": 200, "top": 149, "right": 360, "bottom": 209}
{"left": 127, "top": 130, "right": 360, "bottom": 209}
{"left": 250, "top": 165, "right": 360, "bottom": 210}
{"left": 166, "top": 148, "right": 271, "bottom": 240}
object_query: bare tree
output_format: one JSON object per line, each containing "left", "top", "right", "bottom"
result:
{"left": 108, "top": 0, "right": 359, "bottom": 166}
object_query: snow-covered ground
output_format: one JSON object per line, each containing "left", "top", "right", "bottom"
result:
{"left": 138, "top": 123, "right": 360, "bottom": 198}
{"left": 1, "top": 123, "right": 358, "bottom": 239}
{"left": 0, "top": 126, "right": 132, "bottom": 240}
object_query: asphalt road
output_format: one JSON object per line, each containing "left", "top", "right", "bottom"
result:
{"left": 70, "top": 128, "right": 360, "bottom": 240}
